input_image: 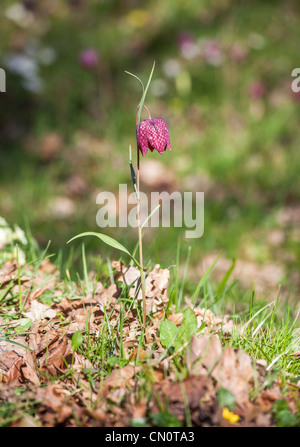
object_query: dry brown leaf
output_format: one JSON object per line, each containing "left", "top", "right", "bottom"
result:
{"left": 212, "top": 346, "right": 254, "bottom": 407}
{"left": 168, "top": 313, "right": 184, "bottom": 326}
{"left": 112, "top": 262, "right": 170, "bottom": 314}
{"left": 153, "top": 375, "right": 215, "bottom": 423}
{"left": 193, "top": 307, "right": 222, "bottom": 329}
{"left": 88, "top": 408, "right": 106, "bottom": 423}
{"left": 128, "top": 347, "right": 151, "bottom": 363}
{"left": 0, "top": 262, "right": 29, "bottom": 288}
{"left": 72, "top": 352, "right": 94, "bottom": 371}
{"left": 0, "top": 350, "right": 24, "bottom": 382}
{"left": 10, "top": 414, "right": 40, "bottom": 427}
{"left": 35, "top": 384, "right": 71, "bottom": 426}
{"left": 39, "top": 335, "right": 72, "bottom": 376}
{"left": 0, "top": 343, "right": 40, "bottom": 385}
{"left": 112, "top": 262, "right": 140, "bottom": 291}
{"left": 28, "top": 320, "right": 60, "bottom": 356}
{"left": 145, "top": 264, "right": 170, "bottom": 314}
{"left": 20, "top": 348, "right": 40, "bottom": 385}
{"left": 23, "top": 299, "right": 57, "bottom": 322}
{"left": 56, "top": 405, "right": 73, "bottom": 424}
{"left": 101, "top": 365, "right": 141, "bottom": 395}
{"left": 186, "top": 334, "right": 223, "bottom": 374}
{"left": 0, "top": 261, "right": 17, "bottom": 284}
{"left": 96, "top": 283, "right": 121, "bottom": 309}
{"left": 25, "top": 286, "right": 52, "bottom": 307}
{"left": 131, "top": 397, "right": 147, "bottom": 420}
{"left": 259, "top": 387, "right": 283, "bottom": 408}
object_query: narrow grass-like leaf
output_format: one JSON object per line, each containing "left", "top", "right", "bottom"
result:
{"left": 68, "top": 231, "right": 141, "bottom": 268}
{"left": 138, "top": 61, "right": 155, "bottom": 123}
{"left": 242, "top": 301, "right": 275, "bottom": 333}
{"left": 177, "top": 245, "right": 191, "bottom": 310}
{"left": 125, "top": 61, "right": 156, "bottom": 124}
{"left": 192, "top": 253, "right": 222, "bottom": 305}
{"left": 0, "top": 281, "right": 13, "bottom": 303}
{"left": 129, "top": 144, "right": 137, "bottom": 198}
{"left": 81, "top": 243, "right": 91, "bottom": 293}
{"left": 252, "top": 309, "right": 274, "bottom": 337}
{"left": 141, "top": 204, "right": 160, "bottom": 230}
{"left": 216, "top": 258, "right": 235, "bottom": 297}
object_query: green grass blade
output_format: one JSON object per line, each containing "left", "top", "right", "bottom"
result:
{"left": 192, "top": 252, "right": 223, "bottom": 306}
{"left": 141, "top": 204, "right": 160, "bottom": 230}
{"left": 138, "top": 61, "right": 155, "bottom": 123}
{"left": 125, "top": 61, "right": 156, "bottom": 124}
{"left": 216, "top": 258, "right": 235, "bottom": 297}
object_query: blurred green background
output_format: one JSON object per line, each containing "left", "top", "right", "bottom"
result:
{"left": 0, "top": 0, "right": 300, "bottom": 301}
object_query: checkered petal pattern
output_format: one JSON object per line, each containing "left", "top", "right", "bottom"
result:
{"left": 136, "top": 118, "right": 172, "bottom": 156}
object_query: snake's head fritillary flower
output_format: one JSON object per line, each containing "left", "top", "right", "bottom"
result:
{"left": 136, "top": 118, "right": 172, "bottom": 156}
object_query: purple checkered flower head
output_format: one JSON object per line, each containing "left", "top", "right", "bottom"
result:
{"left": 136, "top": 107, "right": 172, "bottom": 156}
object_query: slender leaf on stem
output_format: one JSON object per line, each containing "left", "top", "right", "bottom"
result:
{"left": 68, "top": 232, "right": 141, "bottom": 268}
{"left": 129, "top": 145, "right": 137, "bottom": 198}
{"left": 81, "top": 243, "right": 91, "bottom": 293}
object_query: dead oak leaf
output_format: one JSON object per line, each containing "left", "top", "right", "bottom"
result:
{"left": 35, "top": 384, "right": 73, "bottom": 425}
{"left": 168, "top": 313, "right": 184, "bottom": 326}
{"left": 28, "top": 321, "right": 60, "bottom": 356}
{"left": 153, "top": 375, "right": 215, "bottom": 423}
{"left": 112, "top": 261, "right": 170, "bottom": 314}
{"left": 101, "top": 365, "right": 141, "bottom": 395}
{"left": 39, "top": 335, "right": 72, "bottom": 376}
{"left": 23, "top": 299, "right": 57, "bottom": 322}
{"left": 0, "top": 340, "right": 39, "bottom": 385}
{"left": 0, "top": 261, "right": 17, "bottom": 284}
{"left": 186, "top": 334, "right": 223, "bottom": 375}
{"left": 212, "top": 346, "right": 254, "bottom": 407}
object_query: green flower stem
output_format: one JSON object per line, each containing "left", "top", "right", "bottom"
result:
{"left": 136, "top": 106, "right": 151, "bottom": 340}
{"left": 136, "top": 148, "right": 147, "bottom": 338}
{"left": 126, "top": 63, "right": 156, "bottom": 341}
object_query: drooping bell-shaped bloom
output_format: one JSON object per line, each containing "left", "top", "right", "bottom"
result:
{"left": 136, "top": 118, "right": 172, "bottom": 156}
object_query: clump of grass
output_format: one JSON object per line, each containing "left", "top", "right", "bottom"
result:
{"left": 228, "top": 295, "right": 300, "bottom": 377}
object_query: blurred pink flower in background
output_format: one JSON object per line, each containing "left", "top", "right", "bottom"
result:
{"left": 78, "top": 48, "right": 99, "bottom": 70}
{"left": 291, "top": 87, "right": 300, "bottom": 103}
{"left": 230, "top": 43, "right": 248, "bottom": 64}
{"left": 177, "top": 32, "right": 200, "bottom": 59}
{"left": 136, "top": 118, "right": 172, "bottom": 156}
{"left": 248, "top": 81, "right": 266, "bottom": 99}
{"left": 201, "top": 39, "right": 223, "bottom": 66}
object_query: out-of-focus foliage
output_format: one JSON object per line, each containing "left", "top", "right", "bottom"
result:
{"left": 0, "top": 0, "right": 300, "bottom": 298}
